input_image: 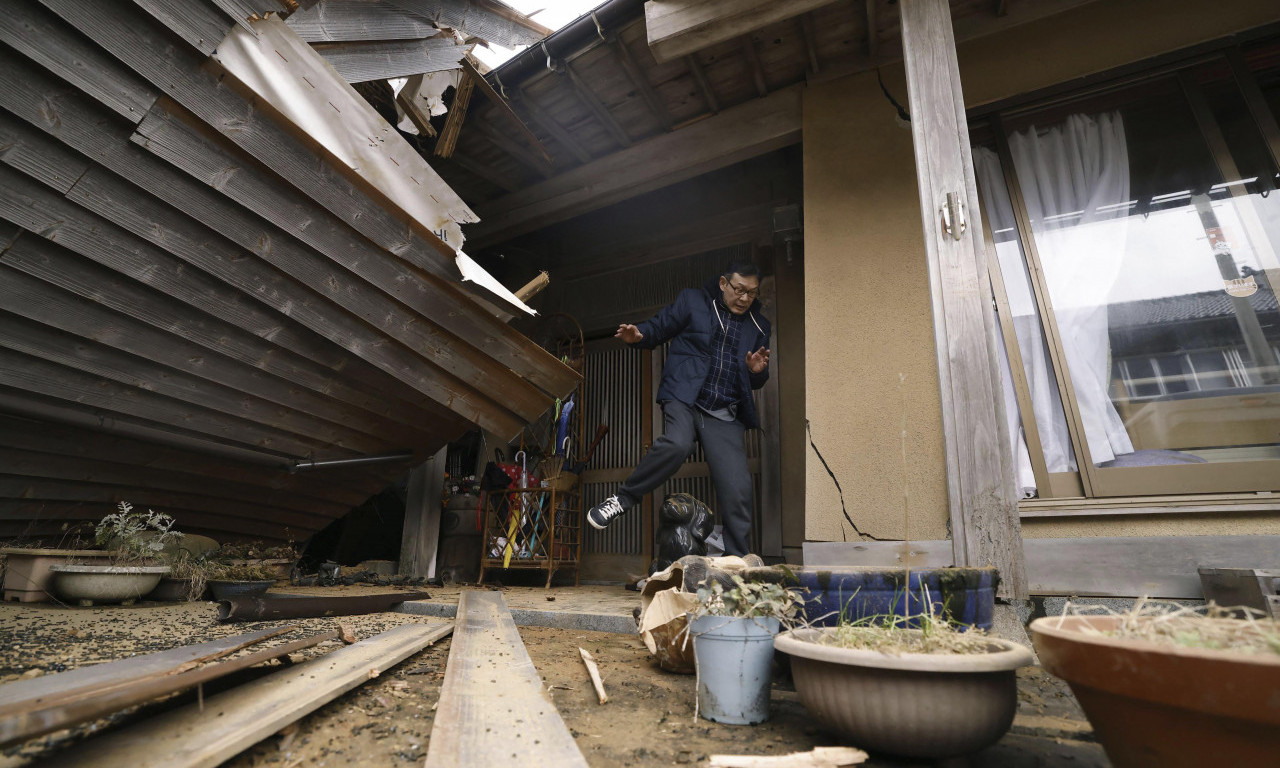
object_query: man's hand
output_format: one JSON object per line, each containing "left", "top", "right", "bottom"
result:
{"left": 616, "top": 323, "right": 643, "bottom": 344}
{"left": 746, "top": 346, "right": 771, "bottom": 374}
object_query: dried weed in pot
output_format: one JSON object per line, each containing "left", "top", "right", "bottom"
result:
{"left": 1055, "top": 596, "right": 1280, "bottom": 656}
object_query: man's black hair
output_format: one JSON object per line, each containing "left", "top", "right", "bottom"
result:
{"left": 723, "top": 261, "right": 760, "bottom": 280}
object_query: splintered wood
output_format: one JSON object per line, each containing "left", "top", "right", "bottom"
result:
{"left": 578, "top": 647, "right": 608, "bottom": 704}
{"left": 424, "top": 590, "right": 588, "bottom": 767}
{"left": 709, "top": 747, "right": 869, "bottom": 768}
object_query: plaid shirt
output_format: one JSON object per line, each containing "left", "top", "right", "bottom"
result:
{"left": 695, "top": 301, "right": 745, "bottom": 413}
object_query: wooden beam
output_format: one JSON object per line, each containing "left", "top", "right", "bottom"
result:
{"left": 865, "top": 0, "right": 878, "bottom": 60}
{"left": 387, "top": 0, "right": 552, "bottom": 47}
{"left": 399, "top": 448, "right": 447, "bottom": 578}
{"left": 563, "top": 62, "right": 633, "bottom": 149}
{"left": 644, "top": 0, "right": 839, "bottom": 63}
{"left": 899, "top": 0, "right": 1026, "bottom": 598}
{"left": 425, "top": 592, "right": 588, "bottom": 767}
{"left": 311, "top": 36, "right": 469, "bottom": 83}
{"left": 446, "top": 150, "right": 520, "bottom": 192}
{"left": 396, "top": 73, "right": 439, "bottom": 137}
{"left": 470, "top": 84, "right": 801, "bottom": 246}
{"left": 514, "top": 89, "right": 593, "bottom": 165}
{"left": 285, "top": 0, "right": 439, "bottom": 42}
{"left": 685, "top": 53, "right": 721, "bottom": 114}
{"left": 460, "top": 57, "right": 553, "bottom": 165}
{"left": 434, "top": 69, "right": 476, "bottom": 158}
{"left": 469, "top": 117, "right": 554, "bottom": 179}
{"left": 609, "top": 35, "right": 674, "bottom": 131}
{"left": 740, "top": 35, "right": 769, "bottom": 97}
{"left": 800, "top": 12, "right": 821, "bottom": 74}
{"left": 40, "top": 624, "right": 454, "bottom": 768}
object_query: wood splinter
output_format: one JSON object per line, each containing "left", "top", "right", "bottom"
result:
{"left": 578, "top": 647, "right": 607, "bottom": 705}
{"left": 709, "top": 746, "right": 869, "bottom": 768}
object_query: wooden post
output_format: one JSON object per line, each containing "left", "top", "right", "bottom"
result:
{"left": 899, "top": 0, "right": 1027, "bottom": 598}
{"left": 399, "top": 447, "right": 448, "bottom": 579}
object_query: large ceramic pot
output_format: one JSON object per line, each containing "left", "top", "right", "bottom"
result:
{"left": 48, "top": 564, "right": 170, "bottom": 605}
{"left": 775, "top": 627, "right": 1034, "bottom": 759}
{"left": 1, "top": 548, "right": 114, "bottom": 603}
{"left": 1030, "top": 615, "right": 1280, "bottom": 768}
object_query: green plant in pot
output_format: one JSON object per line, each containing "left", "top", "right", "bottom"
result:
{"left": 687, "top": 574, "right": 805, "bottom": 725}
{"left": 774, "top": 589, "right": 1034, "bottom": 760}
{"left": 49, "top": 502, "right": 181, "bottom": 605}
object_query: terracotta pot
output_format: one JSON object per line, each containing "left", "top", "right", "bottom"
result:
{"left": 775, "top": 627, "right": 1034, "bottom": 759}
{"left": 1, "top": 548, "right": 113, "bottom": 603}
{"left": 1031, "top": 615, "right": 1280, "bottom": 768}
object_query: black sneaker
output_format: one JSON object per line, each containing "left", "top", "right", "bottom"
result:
{"left": 587, "top": 494, "right": 627, "bottom": 530}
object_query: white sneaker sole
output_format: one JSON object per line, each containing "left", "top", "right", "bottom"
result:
{"left": 587, "top": 514, "right": 610, "bottom": 531}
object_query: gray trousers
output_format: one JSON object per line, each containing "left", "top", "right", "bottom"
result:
{"left": 619, "top": 400, "right": 753, "bottom": 556}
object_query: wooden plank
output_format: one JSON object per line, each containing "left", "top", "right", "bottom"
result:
{"left": 514, "top": 89, "right": 593, "bottom": 165}
{"left": 434, "top": 69, "right": 475, "bottom": 158}
{"left": 63, "top": 163, "right": 549, "bottom": 428}
{"left": 900, "top": 0, "right": 1025, "bottom": 598}
{"left": 399, "top": 447, "right": 448, "bottom": 578}
{"left": 424, "top": 592, "right": 588, "bottom": 768}
{"left": 286, "top": 0, "right": 437, "bottom": 42}
{"left": 213, "top": 15, "right": 477, "bottom": 251}
{"left": 563, "top": 62, "right": 633, "bottom": 149}
{"left": 0, "top": 626, "right": 292, "bottom": 721}
{"left": 5, "top": 630, "right": 337, "bottom": 748}
{"left": 799, "top": 12, "right": 821, "bottom": 74}
{"left": 311, "top": 36, "right": 470, "bottom": 83}
{"left": 0, "top": 311, "right": 389, "bottom": 455}
{"left": 386, "top": 0, "right": 552, "bottom": 48}
{"left": 644, "top": 0, "right": 838, "bottom": 63}
{"left": 127, "top": 100, "right": 574, "bottom": 408}
{"left": 396, "top": 73, "right": 439, "bottom": 138}
{"left": 446, "top": 150, "right": 520, "bottom": 193}
{"left": 470, "top": 84, "right": 801, "bottom": 246}
{"left": 0, "top": 1, "right": 158, "bottom": 124}
{"left": 610, "top": 35, "right": 674, "bottom": 131}
{"left": 461, "top": 58, "right": 553, "bottom": 166}
{"left": 0, "top": 256, "right": 424, "bottom": 450}
{"left": 40, "top": 623, "right": 454, "bottom": 768}
{"left": 210, "top": 0, "right": 288, "bottom": 30}
{"left": 0, "top": 411, "right": 370, "bottom": 509}
{"left": 740, "top": 35, "right": 769, "bottom": 97}
{"left": 128, "top": 0, "right": 231, "bottom": 56}
{"left": 685, "top": 53, "right": 721, "bottom": 113}
{"left": 0, "top": 112, "right": 88, "bottom": 195}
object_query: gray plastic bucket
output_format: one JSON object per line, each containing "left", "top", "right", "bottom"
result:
{"left": 690, "top": 614, "right": 780, "bottom": 724}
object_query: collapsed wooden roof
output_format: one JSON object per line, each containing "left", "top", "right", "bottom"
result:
{"left": 0, "top": 0, "right": 577, "bottom": 543}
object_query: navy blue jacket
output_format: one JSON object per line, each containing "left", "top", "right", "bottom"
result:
{"left": 629, "top": 279, "right": 771, "bottom": 429}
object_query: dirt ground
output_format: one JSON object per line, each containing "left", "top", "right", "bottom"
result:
{"left": 0, "top": 594, "right": 1107, "bottom": 767}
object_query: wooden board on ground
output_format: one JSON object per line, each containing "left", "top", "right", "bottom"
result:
{"left": 40, "top": 623, "right": 453, "bottom": 768}
{"left": 424, "top": 591, "right": 588, "bottom": 767}
{"left": 2, "top": 631, "right": 337, "bottom": 747}
{"left": 0, "top": 625, "right": 293, "bottom": 721}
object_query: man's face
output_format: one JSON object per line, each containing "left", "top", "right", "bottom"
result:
{"left": 719, "top": 273, "right": 760, "bottom": 315}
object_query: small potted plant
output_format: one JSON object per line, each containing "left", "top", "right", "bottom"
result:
{"left": 205, "top": 559, "right": 279, "bottom": 601}
{"left": 686, "top": 574, "right": 805, "bottom": 725}
{"left": 774, "top": 591, "right": 1034, "bottom": 760}
{"left": 49, "top": 502, "right": 180, "bottom": 605}
{"left": 149, "top": 550, "right": 210, "bottom": 602}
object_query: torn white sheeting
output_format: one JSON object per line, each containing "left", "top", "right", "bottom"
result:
{"left": 213, "top": 15, "right": 478, "bottom": 250}
{"left": 415, "top": 70, "right": 460, "bottom": 116}
{"left": 456, "top": 252, "right": 537, "bottom": 316}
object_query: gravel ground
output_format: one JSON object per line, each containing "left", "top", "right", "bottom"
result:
{"left": 0, "top": 596, "right": 1107, "bottom": 767}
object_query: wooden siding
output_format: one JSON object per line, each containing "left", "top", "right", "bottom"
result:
{"left": 0, "top": 0, "right": 577, "bottom": 544}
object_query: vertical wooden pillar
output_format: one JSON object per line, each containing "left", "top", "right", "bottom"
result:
{"left": 399, "top": 446, "right": 448, "bottom": 579}
{"left": 899, "top": 0, "right": 1027, "bottom": 598}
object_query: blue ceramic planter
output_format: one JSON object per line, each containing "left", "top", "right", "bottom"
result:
{"left": 792, "top": 567, "right": 997, "bottom": 630}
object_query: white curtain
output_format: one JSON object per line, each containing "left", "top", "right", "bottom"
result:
{"left": 1006, "top": 112, "right": 1135, "bottom": 465}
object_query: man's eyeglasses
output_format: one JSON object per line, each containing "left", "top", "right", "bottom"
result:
{"left": 725, "top": 281, "right": 759, "bottom": 300}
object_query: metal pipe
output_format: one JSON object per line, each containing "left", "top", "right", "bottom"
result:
{"left": 217, "top": 591, "right": 433, "bottom": 622}
{"left": 290, "top": 451, "right": 416, "bottom": 472}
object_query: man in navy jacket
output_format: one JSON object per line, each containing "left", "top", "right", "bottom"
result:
{"left": 587, "top": 261, "right": 771, "bottom": 557}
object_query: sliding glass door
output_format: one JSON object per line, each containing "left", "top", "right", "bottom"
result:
{"left": 977, "top": 42, "right": 1280, "bottom": 498}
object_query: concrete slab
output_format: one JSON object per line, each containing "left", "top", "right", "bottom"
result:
{"left": 398, "top": 585, "right": 639, "bottom": 635}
